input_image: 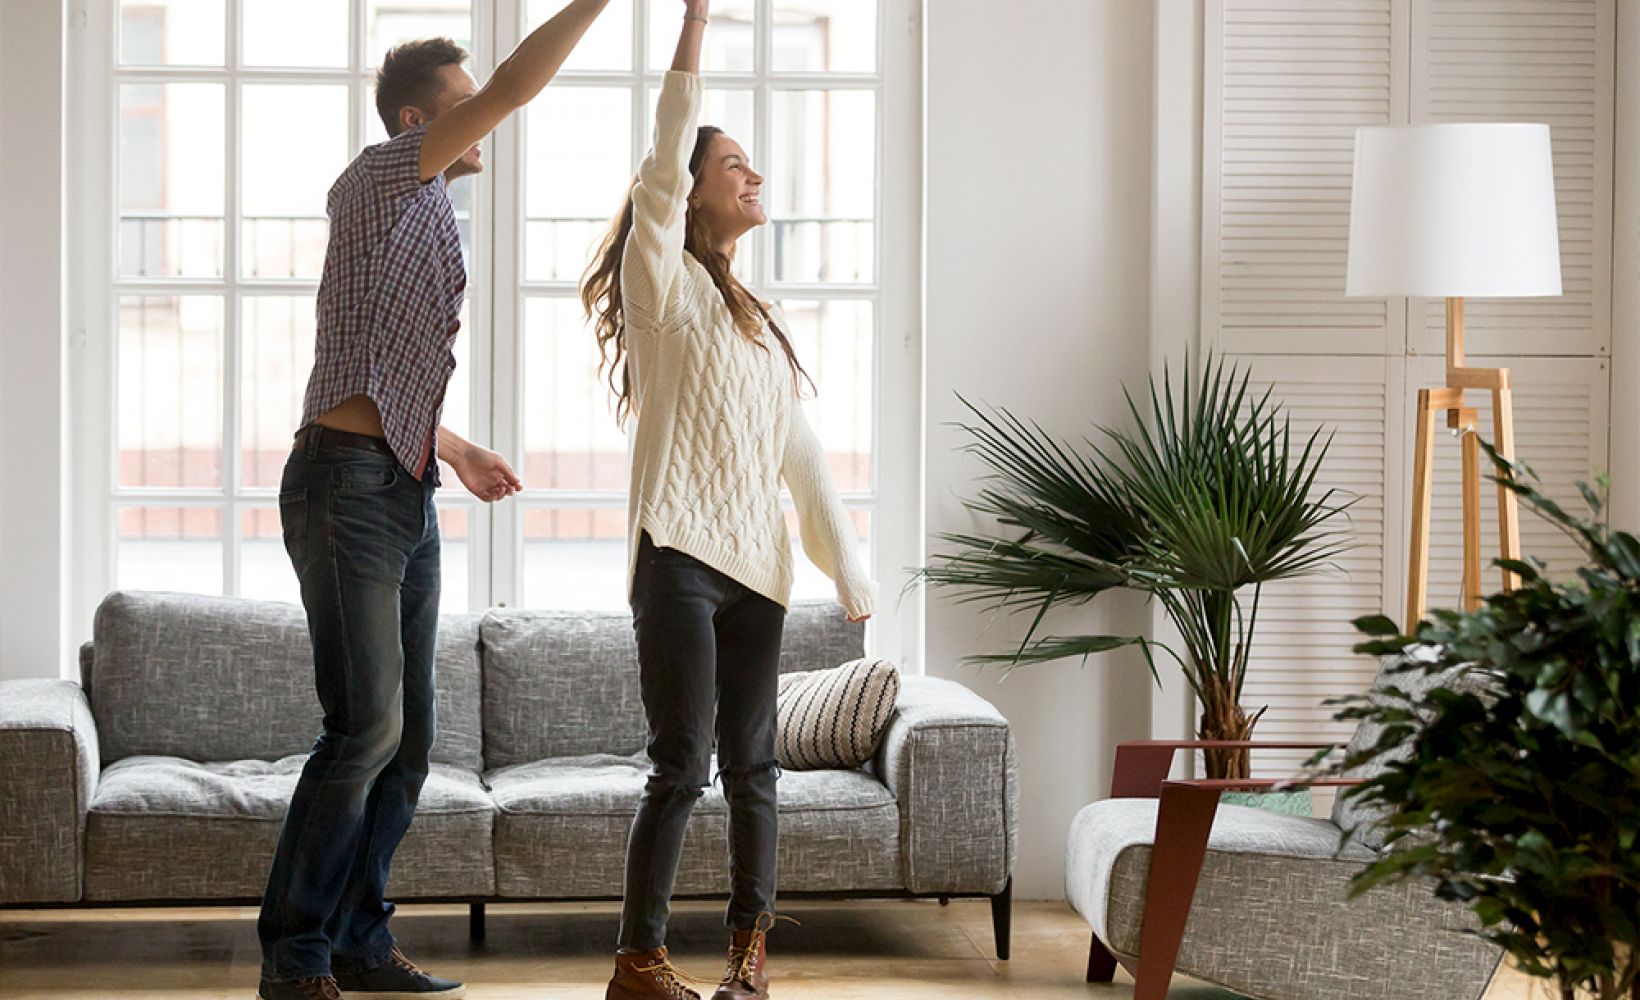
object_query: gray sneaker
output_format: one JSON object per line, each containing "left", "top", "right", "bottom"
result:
{"left": 257, "top": 976, "right": 342, "bottom": 1000}
{"left": 332, "top": 947, "right": 466, "bottom": 998}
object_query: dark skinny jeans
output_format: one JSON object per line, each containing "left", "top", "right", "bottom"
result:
{"left": 618, "top": 531, "right": 786, "bottom": 951}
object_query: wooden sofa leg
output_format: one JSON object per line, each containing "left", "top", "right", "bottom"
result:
{"left": 990, "top": 877, "right": 1012, "bottom": 961}
{"left": 1132, "top": 783, "right": 1220, "bottom": 1000}
{"left": 1087, "top": 932, "right": 1117, "bottom": 983}
{"left": 469, "top": 902, "right": 486, "bottom": 943}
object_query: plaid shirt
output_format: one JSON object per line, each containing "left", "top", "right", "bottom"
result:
{"left": 300, "top": 123, "right": 466, "bottom": 485}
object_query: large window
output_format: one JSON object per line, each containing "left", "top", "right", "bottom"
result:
{"left": 80, "top": 0, "right": 921, "bottom": 664}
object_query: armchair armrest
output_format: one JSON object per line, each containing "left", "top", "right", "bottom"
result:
{"left": 873, "top": 675, "right": 1017, "bottom": 895}
{"left": 1111, "top": 739, "right": 1343, "bottom": 798}
{"left": 0, "top": 679, "right": 100, "bottom": 903}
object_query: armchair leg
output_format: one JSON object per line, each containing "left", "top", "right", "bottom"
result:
{"left": 469, "top": 902, "right": 486, "bottom": 943}
{"left": 990, "top": 877, "right": 1013, "bottom": 961}
{"left": 1133, "top": 784, "right": 1220, "bottom": 1000}
{"left": 1087, "top": 933, "right": 1117, "bottom": 983}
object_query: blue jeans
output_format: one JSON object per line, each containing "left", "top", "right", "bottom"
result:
{"left": 258, "top": 425, "right": 441, "bottom": 982}
{"left": 618, "top": 531, "right": 786, "bottom": 951}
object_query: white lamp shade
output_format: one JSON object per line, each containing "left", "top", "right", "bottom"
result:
{"left": 1345, "top": 123, "right": 1562, "bottom": 298}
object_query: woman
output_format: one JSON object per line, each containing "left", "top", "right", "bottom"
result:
{"left": 580, "top": 2, "right": 875, "bottom": 998}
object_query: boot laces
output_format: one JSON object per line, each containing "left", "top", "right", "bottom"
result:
{"left": 725, "top": 912, "right": 799, "bottom": 984}
{"left": 388, "top": 946, "right": 428, "bottom": 980}
{"left": 632, "top": 955, "right": 703, "bottom": 1000}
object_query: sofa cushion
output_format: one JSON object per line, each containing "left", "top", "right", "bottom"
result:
{"left": 776, "top": 658, "right": 899, "bottom": 770}
{"left": 487, "top": 754, "right": 902, "bottom": 897}
{"left": 479, "top": 601, "right": 867, "bottom": 769}
{"left": 777, "top": 602, "right": 866, "bottom": 675}
{"left": 480, "top": 609, "right": 648, "bottom": 767}
{"left": 1329, "top": 651, "right": 1497, "bottom": 851}
{"left": 82, "top": 755, "right": 494, "bottom": 900}
{"left": 1067, "top": 797, "right": 1374, "bottom": 945}
{"left": 89, "top": 590, "right": 484, "bottom": 771}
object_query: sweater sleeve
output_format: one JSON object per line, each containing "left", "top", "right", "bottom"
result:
{"left": 781, "top": 405, "right": 877, "bottom": 620}
{"left": 621, "top": 71, "right": 703, "bottom": 327}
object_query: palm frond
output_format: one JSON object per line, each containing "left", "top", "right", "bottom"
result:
{"left": 920, "top": 355, "right": 1358, "bottom": 733}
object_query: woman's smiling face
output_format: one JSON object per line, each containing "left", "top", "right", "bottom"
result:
{"left": 690, "top": 132, "right": 766, "bottom": 244}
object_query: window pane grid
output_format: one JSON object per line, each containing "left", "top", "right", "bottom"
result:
{"left": 111, "top": 0, "right": 479, "bottom": 601}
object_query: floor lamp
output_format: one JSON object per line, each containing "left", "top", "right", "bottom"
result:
{"left": 1345, "top": 123, "right": 1563, "bottom": 626}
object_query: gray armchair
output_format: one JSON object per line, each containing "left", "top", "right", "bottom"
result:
{"left": 1065, "top": 656, "right": 1503, "bottom": 1000}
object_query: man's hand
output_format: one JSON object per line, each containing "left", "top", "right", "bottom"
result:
{"left": 438, "top": 426, "right": 521, "bottom": 502}
{"left": 452, "top": 446, "right": 522, "bottom": 503}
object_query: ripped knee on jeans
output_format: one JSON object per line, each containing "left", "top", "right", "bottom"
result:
{"left": 645, "top": 768, "right": 710, "bottom": 799}
{"left": 714, "top": 758, "right": 782, "bottom": 786}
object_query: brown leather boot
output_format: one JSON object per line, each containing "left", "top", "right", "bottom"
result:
{"left": 710, "top": 926, "right": 770, "bottom": 1000}
{"left": 606, "top": 946, "right": 702, "bottom": 1000}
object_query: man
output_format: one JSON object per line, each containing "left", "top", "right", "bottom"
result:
{"left": 256, "top": 4, "right": 612, "bottom": 999}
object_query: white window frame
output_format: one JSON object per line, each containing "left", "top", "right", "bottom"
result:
{"left": 69, "top": 0, "right": 924, "bottom": 673}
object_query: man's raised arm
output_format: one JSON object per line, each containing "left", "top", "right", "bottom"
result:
{"left": 418, "top": 0, "right": 612, "bottom": 181}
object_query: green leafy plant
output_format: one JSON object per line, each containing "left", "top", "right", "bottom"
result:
{"left": 917, "top": 356, "right": 1354, "bottom": 779}
{"left": 1331, "top": 440, "right": 1640, "bottom": 1000}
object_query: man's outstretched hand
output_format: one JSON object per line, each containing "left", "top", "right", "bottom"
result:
{"left": 453, "top": 446, "right": 522, "bottom": 503}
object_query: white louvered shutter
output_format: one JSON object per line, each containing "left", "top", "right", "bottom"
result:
{"left": 1205, "top": 0, "right": 1403, "bottom": 356}
{"left": 1409, "top": 0, "right": 1614, "bottom": 358}
{"left": 1203, "top": 0, "right": 1614, "bottom": 781}
{"left": 1234, "top": 356, "right": 1404, "bottom": 780}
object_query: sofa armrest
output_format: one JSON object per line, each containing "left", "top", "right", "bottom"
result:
{"left": 873, "top": 675, "right": 1016, "bottom": 895}
{"left": 0, "top": 679, "right": 100, "bottom": 903}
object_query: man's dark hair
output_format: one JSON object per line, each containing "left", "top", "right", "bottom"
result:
{"left": 374, "top": 37, "right": 469, "bottom": 137}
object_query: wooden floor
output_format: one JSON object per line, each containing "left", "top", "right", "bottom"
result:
{"left": 0, "top": 899, "right": 1543, "bottom": 999}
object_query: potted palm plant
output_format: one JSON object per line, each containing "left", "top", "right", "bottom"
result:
{"left": 918, "top": 357, "right": 1353, "bottom": 780}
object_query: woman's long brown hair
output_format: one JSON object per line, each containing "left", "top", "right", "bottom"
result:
{"left": 581, "top": 126, "right": 811, "bottom": 425}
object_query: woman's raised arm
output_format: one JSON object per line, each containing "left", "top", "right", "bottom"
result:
{"left": 618, "top": 1, "right": 708, "bottom": 324}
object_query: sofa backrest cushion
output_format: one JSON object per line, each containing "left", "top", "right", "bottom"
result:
{"left": 89, "top": 590, "right": 484, "bottom": 771}
{"left": 1330, "top": 650, "right": 1495, "bottom": 850}
{"left": 480, "top": 608, "right": 644, "bottom": 767}
{"left": 778, "top": 602, "right": 868, "bottom": 676}
{"left": 480, "top": 600, "right": 865, "bottom": 768}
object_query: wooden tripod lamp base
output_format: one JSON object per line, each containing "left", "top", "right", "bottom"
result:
{"left": 1404, "top": 296, "right": 1523, "bottom": 627}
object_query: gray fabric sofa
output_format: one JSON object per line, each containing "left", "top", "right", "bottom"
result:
{"left": 0, "top": 590, "right": 1019, "bottom": 956}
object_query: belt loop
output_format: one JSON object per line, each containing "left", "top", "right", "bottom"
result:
{"left": 303, "top": 424, "right": 323, "bottom": 459}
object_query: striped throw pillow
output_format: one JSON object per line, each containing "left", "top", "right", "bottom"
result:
{"left": 775, "top": 658, "right": 901, "bottom": 771}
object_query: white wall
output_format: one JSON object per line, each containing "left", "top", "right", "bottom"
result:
{"left": 0, "top": 0, "right": 70, "bottom": 683}
{"left": 924, "top": 0, "right": 1160, "bottom": 900}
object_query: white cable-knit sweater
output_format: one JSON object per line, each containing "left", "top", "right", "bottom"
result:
{"left": 619, "top": 70, "right": 876, "bottom": 620}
